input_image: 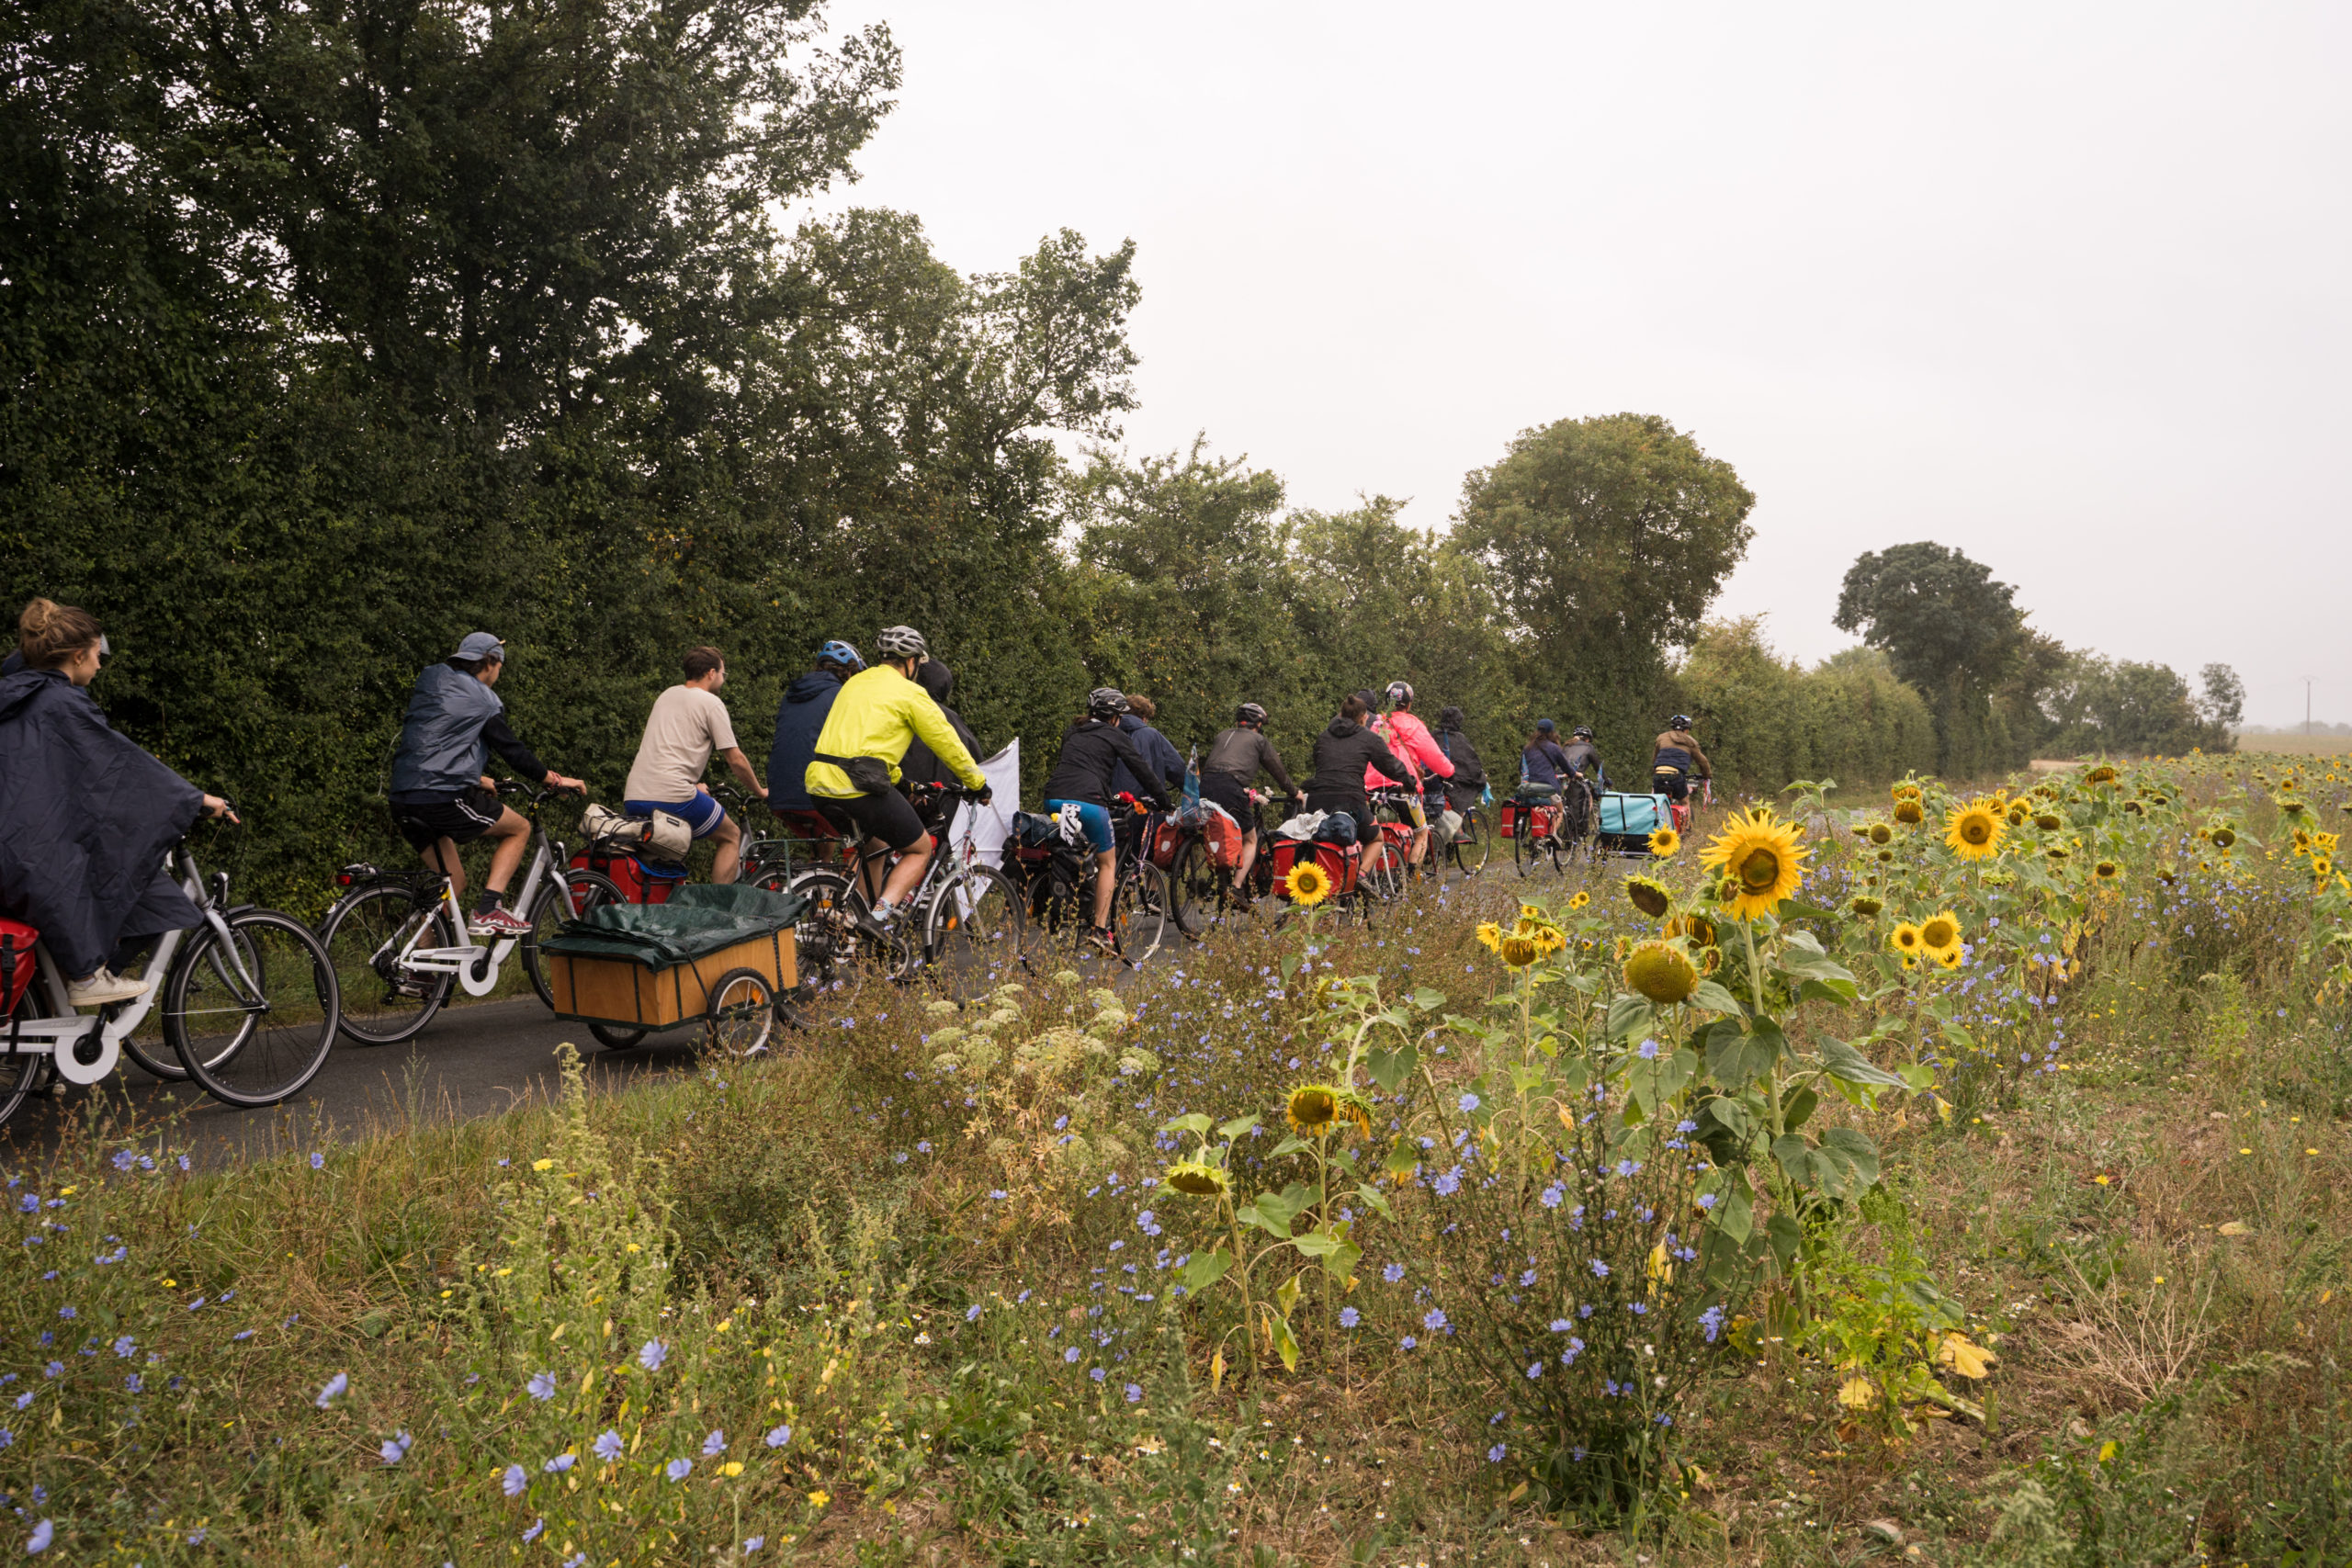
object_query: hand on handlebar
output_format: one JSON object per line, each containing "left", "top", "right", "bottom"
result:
{"left": 547, "top": 773, "right": 586, "bottom": 795}
{"left": 202, "top": 794, "right": 239, "bottom": 824}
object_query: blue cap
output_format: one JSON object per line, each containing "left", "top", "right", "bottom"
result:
{"left": 455, "top": 632, "right": 506, "bottom": 661}
{"left": 1536, "top": 717, "right": 1556, "bottom": 733}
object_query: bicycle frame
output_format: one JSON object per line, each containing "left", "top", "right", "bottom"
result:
{"left": 356, "top": 811, "right": 566, "bottom": 998}
{"left": 4, "top": 847, "right": 261, "bottom": 1086}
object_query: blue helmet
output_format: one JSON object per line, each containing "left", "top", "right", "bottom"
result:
{"left": 817, "top": 639, "right": 865, "bottom": 673}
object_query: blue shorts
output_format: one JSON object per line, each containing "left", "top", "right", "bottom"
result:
{"left": 624, "top": 792, "right": 726, "bottom": 839}
{"left": 1044, "top": 799, "right": 1115, "bottom": 853}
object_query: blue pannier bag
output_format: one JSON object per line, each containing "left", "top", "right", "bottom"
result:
{"left": 1597, "top": 793, "right": 1669, "bottom": 838}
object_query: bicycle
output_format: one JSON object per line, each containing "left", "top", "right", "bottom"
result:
{"left": 2, "top": 829, "right": 342, "bottom": 1126}
{"left": 317, "top": 780, "right": 614, "bottom": 1047}
{"left": 1435, "top": 786, "right": 1492, "bottom": 877}
{"left": 1363, "top": 790, "right": 1422, "bottom": 900}
{"left": 1166, "top": 790, "right": 1293, "bottom": 934}
{"left": 1010, "top": 797, "right": 1174, "bottom": 964}
{"left": 787, "top": 784, "right": 1024, "bottom": 1004}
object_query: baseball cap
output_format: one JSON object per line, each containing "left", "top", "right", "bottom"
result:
{"left": 455, "top": 632, "right": 507, "bottom": 661}
{"left": 1535, "top": 717, "right": 1557, "bottom": 733}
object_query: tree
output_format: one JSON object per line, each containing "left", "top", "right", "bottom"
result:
{"left": 1834, "top": 543, "right": 2027, "bottom": 773}
{"left": 2198, "top": 662, "right": 2245, "bottom": 734}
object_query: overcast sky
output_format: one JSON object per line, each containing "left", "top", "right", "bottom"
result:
{"left": 814, "top": 2, "right": 2347, "bottom": 728}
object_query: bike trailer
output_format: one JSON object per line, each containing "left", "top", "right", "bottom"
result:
{"left": 1268, "top": 837, "right": 1358, "bottom": 901}
{"left": 1595, "top": 792, "right": 1671, "bottom": 852}
{"left": 1, "top": 917, "right": 38, "bottom": 1015}
{"left": 537, "top": 883, "right": 805, "bottom": 1034}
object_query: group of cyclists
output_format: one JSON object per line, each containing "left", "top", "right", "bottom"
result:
{"left": 4, "top": 592, "right": 1720, "bottom": 1005}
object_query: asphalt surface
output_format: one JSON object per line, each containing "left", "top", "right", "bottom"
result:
{"left": 0, "top": 993, "right": 706, "bottom": 1170}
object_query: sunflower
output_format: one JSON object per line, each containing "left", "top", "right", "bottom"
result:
{"left": 1917, "top": 911, "right": 1962, "bottom": 962}
{"left": 2033, "top": 811, "right": 2063, "bottom": 831}
{"left": 2314, "top": 854, "right": 2336, "bottom": 882}
{"left": 1850, "top": 894, "right": 1883, "bottom": 918}
{"left": 1648, "top": 826, "right": 1681, "bottom": 858}
{"left": 1944, "top": 801, "right": 2005, "bottom": 861}
{"left": 1166, "top": 1161, "right": 1230, "bottom": 1198}
{"left": 1891, "top": 922, "right": 1924, "bottom": 956}
{"left": 1284, "top": 859, "right": 1332, "bottom": 907}
{"left": 1875, "top": 847, "right": 1894, "bottom": 863}
{"left": 2094, "top": 860, "right": 2122, "bottom": 882}
{"left": 1663, "top": 911, "right": 1719, "bottom": 947}
{"left": 1892, "top": 782, "right": 1923, "bottom": 803}
{"left": 2122, "top": 799, "right": 2146, "bottom": 817}
{"left": 1624, "top": 874, "right": 1673, "bottom": 919}
{"left": 2046, "top": 845, "right": 2070, "bottom": 863}
{"left": 2277, "top": 797, "right": 2309, "bottom": 818}
{"left": 1894, "top": 799, "right": 1925, "bottom": 826}
{"left": 1476, "top": 921, "right": 1501, "bottom": 952}
{"left": 1933, "top": 945, "right": 1963, "bottom": 972}
{"left": 1698, "top": 810, "right": 1809, "bottom": 920}
{"left": 2292, "top": 828, "right": 2313, "bottom": 852}
{"left": 2211, "top": 827, "right": 2237, "bottom": 850}
{"left": 1867, "top": 821, "right": 1894, "bottom": 846}
{"left": 1623, "top": 938, "right": 1702, "bottom": 1005}
{"left": 1498, "top": 932, "right": 1544, "bottom": 968}
{"left": 1568, "top": 890, "right": 1591, "bottom": 909}
{"left": 1285, "top": 1084, "right": 1339, "bottom": 1134}
{"left": 2086, "top": 765, "right": 2118, "bottom": 784}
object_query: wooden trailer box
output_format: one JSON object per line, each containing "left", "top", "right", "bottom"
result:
{"left": 542, "top": 928, "right": 796, "bottom": 1031}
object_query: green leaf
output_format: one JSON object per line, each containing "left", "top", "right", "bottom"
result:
{"left": 1351, "top": 1182, "right": 1395, "bottom": 1221}
{"left": 1819, "top": 1038, "right": 1907, "bottom": 1090}
{"left": 1291, "top": 1229, "right": 1343, "bottom": 1256}
{"left": 1320, "top": 1238, "right": 1363, "bottom": 1283}
{"left": 1706, "top": 1018, "right": 1782, "bottom": 1089}
{"left": 1270, "top": 1134, "right": 1311, "bottom": 1158}
{"left": 1714, "top": 1176, "right": 1755, "bottom": 1244}
{"left": 1606, "top": 993, "right": 1655, "bottom": 1043}
{"left": 1896, "top": 1061, "right": 1937, "bottom": 1093}
{"left": 1781, "top": 1086, "right": 1817, "bottom": 1134}
{"left": 1818, "top": 1126, "right": 1881, "bottom": 1190}
{"left": 1269, "top": 1311, "right": 1301, "bottom": 1372}
{"left": 1163, "top": 1113, "right": 1213, "bottom": 1137}
{"left": 1384, "top": 1139, "right": 1419, "bottom": 1182}
{"left": 1765, "top": 1211, "right": 1804, "bottom": 1271}
{"left": 1180, "top": 1249, "right": 1232, "bottom": 1291}
{"left": 1238, "top": 1189, "right": 1301, "bottom": 1239}
{"left": 1770, "top": 1126, "right": 1881, "bottom": 1199}
{"left": 1280, "top": 953, "right": 1300, "bottom": 985}
{"left": 1274, "top": 1273, "right": 1302, "bottom": 1317}
{"left": 1409, "top": 987, "right": 1447, "bottom": 1012}
{"left": 1690, "top": 979, "right": 1746, "bottom": 1016}
{"left": 1794, "top": 976, "right": 1860, "bottom": 1006}
{"left": 1365, "top": 1044, "right": 1419, "bottom": 1094}
{"left": 1216, "top": 1113, "right": 1261, "bottom": 1140}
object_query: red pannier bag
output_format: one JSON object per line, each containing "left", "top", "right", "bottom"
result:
{"left": 1, "top": 917, "right": 39, "bottom": 1015}
{"left": 1201, "top": 806, "right": 1243, "bottom": 871}
{"left": 569, "top": 851, "right": 687, "bottom": 907}
{"left": 1267, "top": 838, "right": 1358, "bottom": 900}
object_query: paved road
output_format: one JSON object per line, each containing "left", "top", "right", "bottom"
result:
{"left": 0, "top": 995, "right": 706, "bottom": 1170}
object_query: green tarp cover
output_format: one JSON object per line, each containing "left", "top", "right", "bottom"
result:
{"left": 538, "top": 882, "right": 808, "bottom": 970}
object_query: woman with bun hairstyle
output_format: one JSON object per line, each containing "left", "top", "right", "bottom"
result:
{"left": 0, "top": 599, "right": 236, "bottom": 1007}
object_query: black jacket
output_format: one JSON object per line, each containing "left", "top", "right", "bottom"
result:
{"left": 767, "top": 671, "right": 846, "bottom": 811}
{"left": 1042, "top": 719, "right": 1170, "bottom": 810}
{"left": 900, "top": 662, "right": 985, "bottom": 791}
{"left": 1306, "top": 718, "right": 1408, "bottom": 800}
{"left": 1433, "top": 726, "right": 1487, "bottom": 790}
{"left": 0, "top": 669, "right": 205, "bottom": 975}
{"left": 1203, "top": 725, "right": 1296, "bottom": 794}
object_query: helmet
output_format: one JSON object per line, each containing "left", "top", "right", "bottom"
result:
{"left": 816, "top": 639, "right": 865, "bottom": 673}
{"left": 1385, "top": 681, "right": 1413, "bottom": 707}
{"left": 1668, "top": 714, "right": 1692, "bottom": 730}
{"left": 1572, "top": 726, "right": 1594, "bottom": 741}
{"left": 1535, "top": 717, "right": 1557, "bottom": 734}
{"left": 1087, "top": 686, "right": 1129, "bottom": 719}
{"left": 876, "top": 625, "right": 928, "bottom": 660}
{"left": 1237, "top": 702, "right": 1268, "bottom": 726}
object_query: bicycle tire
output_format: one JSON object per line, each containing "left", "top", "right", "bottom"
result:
{"left": 0, "top": 993, "right": 46, "bottom": 1130}
{"left": 165, "top": 908, "right": 341, "bottom": 1109}
{"left": 922, "top": 866, "right": 1023, "bottom": 1001}
{"left": 523, "top": 869, "right": 626, "bottom": 1010}
{"left": 704, "top": 967, "right": 776, "bottom": 1056}
{"left": 1450, "top": 808, "right": 1491, "bottom": 877}
{"left": 1363, "top": 840, "right": 1405, "bottom": 902}
{"left": 1169, "top": 838, "right": 1226, "bottom": 938}
{"left": 1110, "top": 863, "right": 1172, "bottom": 963}
{"left": 587, "top": 1022, "right": 648, "bottom": 1050}
{"left": 319, "top": 884, "right": 456, "bottom": 1045}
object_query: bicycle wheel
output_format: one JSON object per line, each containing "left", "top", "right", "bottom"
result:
{"left": 0, "top": 992, "right": 47, "bottom": 1130}
{"left": 319, "top": 884, "right": 456, "bottom": 1045}
{"left": 1110, "top": 863, "right": 1172, "bottom": 963}
{"left": 922, "top": 866, "right": 1023, "bottom": 1001}
{"left": 705, "top": 967, "right": 776, "bottom": 1055}
{"left": 524, "top": 869, "right": 624, "bottom": 1010}
{"left": 1449, "top": 809, "right": 1491, "bottom": 877}
{"left": 1169, "top": 838, "right": 1227, "bottom": 938}
{"left": 164, "top": 908, "right": 341, "bottom": 1109}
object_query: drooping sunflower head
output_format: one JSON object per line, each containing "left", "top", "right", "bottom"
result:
{"left": 1663, "top": 911, "right": 1719, "bottom": 948}
{"left": 1285, "top": 1084, "right": 1339, "bottom": 1134}
{"left": 1623, "top": 938, "right": 1702, "bottom": 1005}
{"left": 2086, "top": 765, "right": 2119, "bottom": 785}
{"left": 1624, "top": 874, "right": 1673, "bottom": 919}
{"left": 1875, "top": 847, "right": 1895, "bottom": 863}
{"left": 1868, "top": 821, "right": 1894, "bottom": 846}
{"left": 1891, "top": 922, "right": 1923, "bottom": 954}
{"left": 1918, "top": 911, "right": 1961, "bottom": 956}
{"left": 1944, "top": 802, "right": 2004, "bottom": 860}
{"left": 2006, "top": 802, "right": 2032, "bottom": 827}
{"left": 1498, "top": 932, "right": 1544, "bottom": 968}
{"left": 2278, "top": 797, "right": 2310, "bottom": 819}
{"left": 2122, "top": 799, "right": 2146, "bottom": 817}
{"left": 1698, "top": 812, "right": 1810, "bottom": 920}
{"left": 1476, "top": 920, "right": 1501, "bottom": 952}
{"left": 1648, "top": 826, "right": 1681, "bottom": 858}
{"left": 2046, "top": 845, "right": 2071, "bottom": 863}
{"left": 1850, "top": 894, "right": 1884, "bottom": 918}
{"left": 2033, "top": 811, "right": 2063, "bottom": 831}
{"left": 1166, "top": 1161, "right": 1230, "bottom": 1199}
{"left": 1284, "top": 859, "right": 1332, "bottom": 907}
{"left": 1892, "top": 782, "right": 1923, "bottom": 804}
{"left": 2211, "top": 826, "right": 2237, "bottom": 850}
{"left": 1894, "top": 800, "right": 1925, "bottom": 826}
{"left": 2094, "top": 860, "right": 2122, "bottom": 882}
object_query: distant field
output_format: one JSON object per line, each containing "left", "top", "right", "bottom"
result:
{"left": 2233, "top": 731, "right": 2352, "bottom": 756}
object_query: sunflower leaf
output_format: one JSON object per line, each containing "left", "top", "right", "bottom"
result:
{"left": 1181, "top": 1249, "right": 1233, "bottom": 1292}
{"left": 1690, "top": 979, "right": 1746, "bottom": 1017}
{"left": 1216, "top": 1114, "right": 1262, "bottom": 1140}
{"left": 1409, "top": 987, "right": 1447, "bottom": 1012}
{"left": 1269, "top": 1134, "right": 1310, "bottom": 1158}
{"left": 1606, "top": 994, "right": 1654, "bottom": 1043}
{"left": 1270, "top": 1312, "right": 1301, "bottom": 1373}
{"left": 1366, "top": 1044, "right": 1418, "bottom": 1093}
{"left": 1351, "top": 1182, "right": 1396, "bottom": 1221}
{"left": 1819, "top": 1038, "right": 1908, "bottom": 1089}
{"left": 1162, "top": 1114, "right": 1214, "bottom": 1137}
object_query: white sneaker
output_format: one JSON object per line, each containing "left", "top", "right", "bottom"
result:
{"left": 68, "top": 967, "right": 148, "bottom": 1007}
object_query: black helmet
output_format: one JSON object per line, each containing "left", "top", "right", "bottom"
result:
{"left": 1385, "top": 681, "right": 1413, "bottom": 708}
{"left": 876, "top": 625, "right": 928, "bottom": 660}
{"left": 1668, "top": 714, "right": 1692, "bottom": 730}
{"left": 1572, "top": 726, "right": 1594, "bottom": 741}
{"left": 1437, "top": 705, "right": 1465, "bottom": 730}
{"left": 1237, "top": 702, "right": 1267, "bottom": 726}
{"left": 1087, "top": 686, "right": 1129, "bottom": 719}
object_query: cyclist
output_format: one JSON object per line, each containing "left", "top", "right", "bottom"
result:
{"left": 1431, "top": 705, "right": 1487, "bottom": 840}
{"left": 1562, "top": 725, "right": 1606, "bottom": 788}
{"left": 1368, "top": 682, "right": 1453, "bottom": 868}
{"left": 1650, "top": 714, "right": 1713, "bottom": 805}
{"left": 766, "top": 639, "right": 864, "bottom": 827}
{"left": 0, "top": 597, "right": 238, "bottom": 1007}
{"left": 1306, "top": 694, "right": 1412, "bottom": 883}
{"left": 898, "top": 657, "right": 985, "bottom": 797}
{"left": 1199, "top": 701, "right": 1306, "bottom": 895}
{"left": 1517, "top": 719, "right": 1579, "bottom": 849}
{"left": 1042, "top": 688, "right": 1173, "bottom": 954}
{"left": 621, "top": 646, "right": 768, "bottom": 885}
{"left": 806, "top": 625, "right": 990, "bottom": 938}
{"left": 1108, "top": 694, "right": 1187, "bottom": 802}
{"left": 387, "top": 633, "right": 584, "bottom": 938}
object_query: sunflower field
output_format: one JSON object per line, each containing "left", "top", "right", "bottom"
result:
{"left": 5, "top": 751, "right": 2352, "bottom": 1564}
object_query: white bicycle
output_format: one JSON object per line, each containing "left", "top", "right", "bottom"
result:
{"left": 0, "top": 839, "right": 344, "bottom": 1128}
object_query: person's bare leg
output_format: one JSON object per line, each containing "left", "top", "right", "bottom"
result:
{"left": 1358, "top": 838, "right": 1381, "bottom": 880}
{"left": 1233, "top": 830, "right": 1258, "bottom": 892}
{"left": 1091, "top": 852, "right": 1116, "bottom": 926}
{"left": 424, "top": 836, "right": 467, "bottom": 901}
{"left": 880, "top": 839, "right": 933, "bottom": 909}
{"left": 481, "top": 809, "right": 530, "bottom": 899}
{"left": 709, "top": 814, "right": 743, "bottom": 884}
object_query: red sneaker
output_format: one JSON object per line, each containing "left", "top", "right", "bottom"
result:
{"left": 468, "top": 906, "right": 533, "bottom": 939}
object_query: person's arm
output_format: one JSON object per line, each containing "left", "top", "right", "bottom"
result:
{"left": 902, "top": 688, "right": 988, "bottom": 792}
{"left": 721, "top": 747, "right": 765, "bottom": 800}
{"left": 1408, "top": 726, "right": 1454, "bottom": 779}
{"left": 1689, "top": 739, "right": 1713, "bottom": 778}
{"left": 1366, "top": 732, "right": 1412, "bottom": 789}
{"left": 480, "top": 715, "right": 582, "bottom": 792}
{"left": 1104, "top": 727, "right": 1170, "bottom": 810}
{"left": 1259, "top": 734, "right": 1300, "bottom": 796}
{"left": 1141, "top": 728, "right": 1186, "bottom": 795}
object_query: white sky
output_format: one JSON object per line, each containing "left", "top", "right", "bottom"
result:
{"left": 813, "top": 2, "right": 2349, "bottom": 728}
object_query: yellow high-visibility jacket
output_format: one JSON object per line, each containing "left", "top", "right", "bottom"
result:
{"left": 805, "top": 665, "right": 986, "bottom": 798}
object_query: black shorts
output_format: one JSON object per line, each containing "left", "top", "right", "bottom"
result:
{"left": 1199, "top": 772, "right": 1258, "bottom": 831}
{"left": 1654, "top": 771, "right": 1690, "bottom": 802}
{"left": 1304, "top": 789, "right": 1369, "bottom": 832}
{"left": 816, "top": 788, "right": 928, "bottom": 853}
{"left": 390, "top": 785, "right": 503, "bottom": 852}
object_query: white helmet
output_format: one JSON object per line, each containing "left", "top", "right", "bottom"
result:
{"left": 876, "top": 625, "right": 929, "bottom": 660}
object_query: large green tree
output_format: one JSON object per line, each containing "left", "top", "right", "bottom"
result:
{"left": 1833, "top": 542, "right": 2027, "bottom": 773}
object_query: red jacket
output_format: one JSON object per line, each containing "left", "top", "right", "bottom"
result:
{"left": 1364, "top": 710, "right": 1455, "bottom": 790}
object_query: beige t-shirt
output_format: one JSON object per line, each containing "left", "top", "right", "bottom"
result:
{"left": 623, "top": 685, "right": 737, "bottom": 804}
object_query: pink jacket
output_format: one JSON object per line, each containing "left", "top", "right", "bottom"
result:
{"left": 1364, "top": 710, "right": 1456, "bottom": 790}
